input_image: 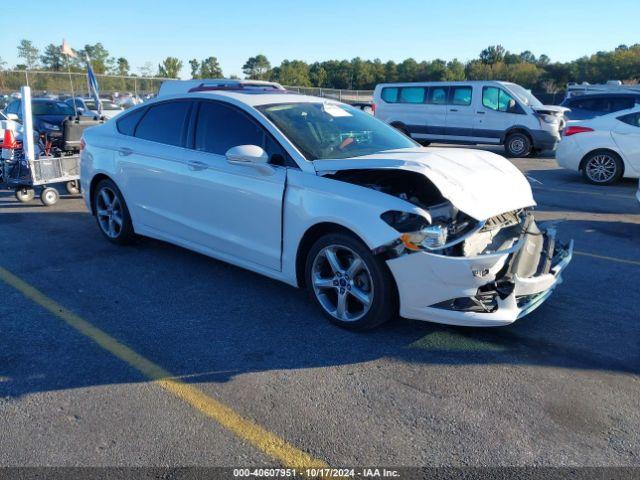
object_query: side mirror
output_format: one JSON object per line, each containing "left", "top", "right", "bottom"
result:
{"left": 6, "top": 113, "right": 19, "bottom": 121}
{"left": 508, "top": 99, "right": 517, "bottom": 113}
{"left": 225, "top": 145, "right": 273, "bottom": 174}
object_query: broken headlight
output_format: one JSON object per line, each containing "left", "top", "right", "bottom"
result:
{"left": 381, "top": 210, "right": 482, "bottom": 252}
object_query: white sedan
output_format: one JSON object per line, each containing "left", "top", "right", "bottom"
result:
{"left": 80, "top": 80, "right": 572, "bottom": 329}
{"left": 556, "top": 106, "right": 640, "bottom": 184}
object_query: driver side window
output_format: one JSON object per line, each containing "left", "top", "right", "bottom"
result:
{"left": 483, "top": 87, "right": 519, "bottom": 113}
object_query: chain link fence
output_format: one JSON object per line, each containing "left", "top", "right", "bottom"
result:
{"left": 0, "top": 70, "right": 168, "bottom": 99}
{"left": 283, "top": 86, "right": 374, "bottom": 103}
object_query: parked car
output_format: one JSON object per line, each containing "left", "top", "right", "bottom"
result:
{"left": 560, "top": 93, "right": 640, "bottom": 120}
{"left": 556, "top": 106, "right": 640, "bottom": 185}
{"left": 65, "top": 97, "right": 124, "bottom": 119}
{"left": 80, "top": 79, "right": 572, "bottom": 330}
{"left": 373, "top": 81, "right": 568, "bottom": 157}
{"left": 3, "top": 98, "right": 76, "bottom": 147}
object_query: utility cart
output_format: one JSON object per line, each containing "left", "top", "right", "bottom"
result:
{"left": 1, "top": 114, "right": 101, "bottom": 206}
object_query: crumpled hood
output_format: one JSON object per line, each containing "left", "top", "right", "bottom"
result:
{"left": 313, "top": 147, "right": 536, "bottom": 220}
{"left": 532, "top": 105, "right": 570, "bottom": 114}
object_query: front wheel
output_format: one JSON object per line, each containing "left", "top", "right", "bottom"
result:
{"left": 93, "top": 179, "right": 136, "bottom": 245}
{"left": 581, "top": 151, "right": 623, "bottom": 185}
{"left": 305, "top": 232, "right": 397, "bottom": 330}
{"left": 505, "top": 132, "right": 532, "bottom": 158}
{"left": 40, "top": 187, "right": 59, "bottom": 206}
{"left": 66, "top": 180, "right": 81, "bottom": 195}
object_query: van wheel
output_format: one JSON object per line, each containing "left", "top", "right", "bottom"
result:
{"left": 505, "top": 132, "right": 532, "bottom": 157}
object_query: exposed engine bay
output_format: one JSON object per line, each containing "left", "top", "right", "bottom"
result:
{"left": 326, "top": 169, "right": 532, "bottom": 258}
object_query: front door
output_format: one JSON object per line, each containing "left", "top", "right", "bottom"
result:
{"left": 178, "top": 100, "right": 286, "bottom": 271}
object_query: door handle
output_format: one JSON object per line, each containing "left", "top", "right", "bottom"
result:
{"left": 449, "top": 108, "right": 458, "bottom": 112}
{"left": 187, "top": 160, "right": 208, "bottom": 171}
{"left": 476, "top": 111, "right": 486, "bottom": 114}
{"left": 118, "top": 147, "right": 133, "bottom": 156}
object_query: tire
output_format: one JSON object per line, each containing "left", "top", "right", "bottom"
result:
{"left": 505, "top": 132, "right": 532, "bottom": 158}
{"left": 391, "top": 123, "right": 410, "bottom": 138}
{"left": 40, "top": 187, "right": 59, "bottom": 206}
{"left": 93, "top": 178, "right": 136, "bottom": 245}
{"left": 66, "top": 180, "right": 81, "bottom": 195}
{"left": 581, "top": 151, "right": 624, "bottom": 185}
{"left": 305, "top": 232, "right": 397, "bottom": 330}
{"left": 15, "top": 187, "right": 35, "bottom": 203}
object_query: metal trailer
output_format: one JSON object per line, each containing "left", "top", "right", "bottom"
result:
{"left": 1, "top": 150, "right": 81, "bottom": 206}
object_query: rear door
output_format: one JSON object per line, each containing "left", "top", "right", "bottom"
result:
{"left": 612, "top": 112, "right": 640, "bottom": 175}
{"left": 423, "top": 86, "right": 448, "bottom": 138}
{"left": 445, "top": 86, "right": 474, "bottom": 139}
{"left": 116, "top": 100, "right": 195, "bottom": 234}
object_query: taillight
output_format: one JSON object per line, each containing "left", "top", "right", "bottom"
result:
{"left": 371, "top": 103, "right": 376, "bottom": 116}
{"left": 563, "top": 126, "right": 593, "bottom": 137}
{"left": 80, "top": 137, "right": 86, "bottom": 151}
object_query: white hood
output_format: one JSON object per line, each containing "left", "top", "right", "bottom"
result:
{"left": 532, "top": 105, "right": 570, "bottom": 114}
{"left": 313, "top": 147, "right": 536, "bottom": 220}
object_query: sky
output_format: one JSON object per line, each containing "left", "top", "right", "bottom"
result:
{"left": 2, "top": 0, "right": 639, "bottom": 79}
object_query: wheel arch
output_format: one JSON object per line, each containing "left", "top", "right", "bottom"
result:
{"left": 88, "top": 173, "right": 114, "bottom": 215}
{"left": 501, "top": 126, "right": 533, "bottom": 145}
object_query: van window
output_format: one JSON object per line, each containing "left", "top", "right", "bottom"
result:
{"left": 451, "top": 87, "right": 472, "bottom": 106}
{"left": 483, "top": 87, "right": 519, "bottom": 113}
{"left": 381, "top": 88, "right": 399, "bottom": 103}
{"left": 427, "top": 87, "right": 448, "bottom": 105}
{"left": 399, "top": 87, "right": 425, "bottom": 104}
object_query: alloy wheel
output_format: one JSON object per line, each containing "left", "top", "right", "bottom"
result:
{"left": 585, "top": 154, "right": 618, "bottom": 183}
{"left": 311, "top": 245, "right": 374, "bottom": 322}
{"left": 96, "top": 187, "right": 124, "bottom": 238}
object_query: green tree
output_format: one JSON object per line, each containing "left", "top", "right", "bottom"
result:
{"left": 40, "top": 43, "right": 64, "bottom": 71}
{"left": 243, "top": 54, "right": 271, "bottom": 80}
{"left": 189, "top": 59, "right": 200, "bottom": 79}
{"left": 139, "top": 62, "right": 154, "bottom": 77}
{"left": 479, "top": 45, "right": 505, "bottom": 65}
{"left": 272, "top": 60, "right": 311, "bottom": 86}
{"left": 78, "top": 43, "right": 114, "bottom": 74}
{"left": 157, "top": 57, "right": 183, "bottom": 78}
{"left": 116, "top": 58, "right": 130, "bottom": 76}
{"left": 17, "top": 39, "right": 40, "bottom": 69}
{"left": 444, "top": 59, "right": 466, "bottom": 81}
{"left": 200, "top": 57, "right": 223, "bottom": 78}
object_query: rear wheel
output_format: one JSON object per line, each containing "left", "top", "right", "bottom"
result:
{"left": 66, "top": 180, "right": 81, "bottom": 195}
{"left": 15, "top": 187, "right": 35, "bottom": 203}
{"left": 505, "top": 132, "right": 532, "bottom": 157}
{"left": 582, "top": 151, "right": 623, "bottom": 185}
{"left": 305, "top": 232, "right": 396, "bottom": 330}
{"left": 93, "top": 179, "right": 136, "bottom": 245}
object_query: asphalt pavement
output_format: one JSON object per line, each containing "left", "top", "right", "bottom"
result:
{"left": 0, "top": 148, "right": 638, "bottom": 470}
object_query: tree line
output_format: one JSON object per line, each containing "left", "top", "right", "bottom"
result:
{"left": 3, "top": 40, "right": 640, "bottom": 92}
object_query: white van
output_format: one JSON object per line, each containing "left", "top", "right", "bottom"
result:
{"left": 373, "top": 81, "right": 568, "bottom": 157}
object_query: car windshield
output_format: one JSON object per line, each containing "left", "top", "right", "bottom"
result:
{"left": 32, "top": 101, "right": 75, "bottom": 116}
{"left": 504, "top": 83, "right": 543, "bottom": 107}
{"left": 257, "top": 102, "right": 417, "bottom": 160}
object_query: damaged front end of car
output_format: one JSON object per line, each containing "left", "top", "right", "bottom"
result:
{"left": 326, "top": 166, "right": 573, "bottom": 326}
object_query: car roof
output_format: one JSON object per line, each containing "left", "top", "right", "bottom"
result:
{"left": 152, "top": 90, "right": 333, "bottom": 108}
{"left": 565, "top": 93, "right": 640, "bottom": 101}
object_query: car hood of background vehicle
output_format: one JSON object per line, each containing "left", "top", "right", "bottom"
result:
{"left": 532, "top": 105, "right": 570, "bottom": 114}
{"left": 313, "top": 147, "right": 536, "bottom": 220}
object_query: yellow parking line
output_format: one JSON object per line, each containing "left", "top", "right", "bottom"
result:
{"left": 574, "top": 250, "right": 640, "bottom": 267}
{"left": 0, "top": 266, "right": 328, "bottom": 470}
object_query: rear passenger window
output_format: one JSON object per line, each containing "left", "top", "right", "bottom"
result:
{"left": 451, "top": 87, "right": 472, "bottom": 106}
{"left": 399, "top": 87, "right": 425, "bottom": 104}
{"left": 609, "top": 97, "right": 635, "bottom": 112}
{"left": 427, "top": 87, "right": 448, "bottom": 105}
{"left": 618, "top": 112, "right": 640, "bottom": 127}
{"left": 116, "top": 107, "right": 147, "bottom": 136}
{"left": 195, "top": 102, "right": 265, "bottom": 155}
{"left": 134, "top": 101, "right": 191, "bottom": 147}
{"left": 381, "top": 88, "right": 399, "bottom": 103}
